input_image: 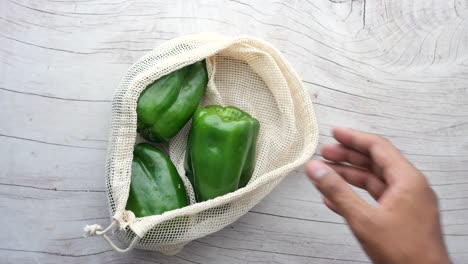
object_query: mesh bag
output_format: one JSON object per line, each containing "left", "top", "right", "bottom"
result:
{"left": 84, "top": 33, "right": 319, "bottom": 255}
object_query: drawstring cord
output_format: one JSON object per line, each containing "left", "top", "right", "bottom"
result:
{"left": 84, "top": 220, "right": 139, "bottom": 253}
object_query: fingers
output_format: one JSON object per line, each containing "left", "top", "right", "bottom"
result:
{"left": 327, "top": 162, "right": 386, "bottom": 200}
{"left": 332, "top": 128, "right": 409, "bottom": 183}
{"left": 322, "top": 196, "right": 339, "bottom": 215}
{"left": 332, "top": 128, "right": 404, "bottom": 166}
{"left": 305, "top": 160, "right": 372, "bottom": 219}
{"left": 321, "top": 144, "right": 372, "bottom": 169}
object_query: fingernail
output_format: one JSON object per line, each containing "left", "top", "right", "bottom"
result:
{"left": 310, "top": 164, "right": 331, "bottom": 181}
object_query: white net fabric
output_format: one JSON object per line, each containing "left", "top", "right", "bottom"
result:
{"left": 104, "top": 33, "right": 319, "bottom": 255}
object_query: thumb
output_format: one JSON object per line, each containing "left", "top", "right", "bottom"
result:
{"left": 305, "top": 160, "right": 371, "bottom": 219}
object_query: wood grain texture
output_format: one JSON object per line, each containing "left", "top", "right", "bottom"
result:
{"left": 1, "top": 0, "right": 467, "bottom": 263}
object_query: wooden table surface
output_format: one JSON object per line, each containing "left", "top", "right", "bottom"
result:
{"left": 2, "top": 0, "right": 468, "bottom": 263}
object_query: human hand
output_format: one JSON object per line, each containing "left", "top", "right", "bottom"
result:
{"left": 305, "top": 128, "right": 451, "bottom": 264}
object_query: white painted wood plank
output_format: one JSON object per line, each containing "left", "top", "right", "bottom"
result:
{"left": 1, "top": 0, "right": 467, "bottom": 263}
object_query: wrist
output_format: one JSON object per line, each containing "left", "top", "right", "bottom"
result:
{"left": 419, "top": 250, "right": 451, "bottom": 264}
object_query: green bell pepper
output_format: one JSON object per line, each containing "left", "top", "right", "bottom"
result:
{"left": 184, "top": 105, "right": 260, "bottom": 202}
{"left": 126, "top": 143, "right": 188, "bottom": 217}
{"left": 137, "top": 60, "right": 208, "bottom": 142}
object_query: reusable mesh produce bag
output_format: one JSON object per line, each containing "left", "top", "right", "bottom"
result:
{"left": 84, "top": 33, "right": 319, "bottom": 255}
